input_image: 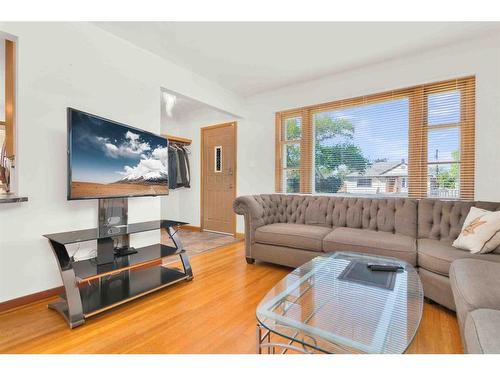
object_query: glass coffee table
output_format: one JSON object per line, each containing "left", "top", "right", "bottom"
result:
{"left": 256, "top": 252, "right": 423, "bottom": 354}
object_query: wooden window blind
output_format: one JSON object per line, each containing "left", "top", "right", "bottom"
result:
{"left": 275, "top": 76, "right": 475, "bottom": 200}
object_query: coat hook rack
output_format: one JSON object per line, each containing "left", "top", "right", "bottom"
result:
{"left": 162, "top": 134, "right": 192, "bottom": 145}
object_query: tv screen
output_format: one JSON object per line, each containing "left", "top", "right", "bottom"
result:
{"left": 67, "top": 108, "right": 169, "bottom": 200}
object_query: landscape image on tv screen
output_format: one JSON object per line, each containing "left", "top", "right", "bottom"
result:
{"left": 69, "top": 109, "right": 169, "bottom": 199}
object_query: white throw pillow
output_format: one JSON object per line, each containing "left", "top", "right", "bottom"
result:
{"left": 453, "top": 207, "right": 500, "bottom": 254}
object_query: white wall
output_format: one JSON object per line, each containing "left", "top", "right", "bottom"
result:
{"left": 2, "top": 23, "right": 500, "bottom": 302}
{"left": 238, "top": 33, "right": 500, "bottom": 220}
{"left": 0, "top": 22, "right": 244, "bottom": 302}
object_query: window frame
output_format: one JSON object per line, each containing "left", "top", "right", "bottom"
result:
{"left": 275, "top": 76, "right": 475, "bottom": 200}
{"left": 276, "top": 111, "right": 311, "bottom": 193}
{"left": 282, "top": 135, "right": 301, "bottom": 193}
{"left": 426, "top": 89, "right": 461, "bottom": 199}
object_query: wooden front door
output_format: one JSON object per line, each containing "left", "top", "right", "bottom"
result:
{"left": 201, "top": 122, "right": 237, "bottom": 234}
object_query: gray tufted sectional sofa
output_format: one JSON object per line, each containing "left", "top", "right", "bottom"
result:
{"left": 234, "top": 194, "right": 500, "bottom": 353}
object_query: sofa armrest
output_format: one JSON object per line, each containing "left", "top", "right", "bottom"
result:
{"left": 233, "top": 195, "right": 265, "bottom": 220}
{"left": 233, "top": 195, "right": 266, "bottom": 259}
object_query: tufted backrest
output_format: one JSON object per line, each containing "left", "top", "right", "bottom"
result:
{"left": 418, "top": 199, "right": 500, "bottom": 243}
{"left": 254, "top": 194, "right": 296, "bottom": 225}
{"left": 254, "top": 194, "right": 418, "bottom": 237}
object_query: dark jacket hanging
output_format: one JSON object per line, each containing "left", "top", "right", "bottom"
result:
{"left": 168, "top": 143, "right": 191, "bottom": 190}
{"left": 168, "top": 147, "right": 177, "bottom": 189}
{"left": 177, "top": 147, "right": 187, "bottom": 188}
{"left": 176, "top": 149, "right": 183, "bottom": 186}
{"left": 181, "top": 146, "right": 191, "bottom": 187}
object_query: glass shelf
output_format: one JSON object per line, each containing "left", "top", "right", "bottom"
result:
{"left": 43, "top": 219, "right": 188, "bottom": 245}
{"left": 77, "top": 265, "right": 188, "bottom": 317}
{"left": 0, "top": 195, "right": 28, "bottom": 204}
{"left": 72, "top": 243, "right": 181, "bottom": 282}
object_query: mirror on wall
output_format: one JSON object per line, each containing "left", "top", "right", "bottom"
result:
{"left": 1, "top": 37, "right": 15, "bottom": 195}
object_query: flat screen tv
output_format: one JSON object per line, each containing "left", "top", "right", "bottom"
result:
{"left": 67, "top": 108, "right": 169, "bottom": 200}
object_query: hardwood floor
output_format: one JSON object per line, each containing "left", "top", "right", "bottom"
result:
{"left": 161, "top": 228, "right": 241, "bottom": 260}
{"left": 0, "top": 242, "right": 463, "bottom": 354}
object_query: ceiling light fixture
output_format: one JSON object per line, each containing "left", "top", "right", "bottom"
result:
{"left": 163, "top": 92, "right": 177, "bottom": 117}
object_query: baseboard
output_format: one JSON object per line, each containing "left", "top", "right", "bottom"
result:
{"left": 180, "top": 225, "right": 202, "bottom": 232}
{"left": 181, "top": 225, "right": 244, "bottom": 240}
{"left": 0, "top": 286, "right": 64, "bottom": 314}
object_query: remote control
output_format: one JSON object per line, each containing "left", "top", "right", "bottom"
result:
{"left": 367, "top": 264, "right": 404, "bottom": 272}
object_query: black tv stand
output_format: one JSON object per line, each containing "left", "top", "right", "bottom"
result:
{"left": 43, "top": 198, "right": 193, "bottom": 328}
{"left": 114, "top": 246, "right": 138, "bottom": 258}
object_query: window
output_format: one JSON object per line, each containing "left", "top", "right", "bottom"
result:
{"left": 426, "top": 91, "right": 461, "bottom": 199}
{"left": 277, "top": 116, "right": 303, "bottom": 193}
{"left": 275, "top": 76, "right": 475, "bottom": 200}
{"left": 313, "top": 97, "right": 408, "bottom": 195}
{"left": 357, "top": 178, "right": 372, "bottom": 188}
{"left": 1, "top": 38, "right": 16, "bottom": 194}
{"left": 214, "top": 146, "right": 222, "bottom": 172}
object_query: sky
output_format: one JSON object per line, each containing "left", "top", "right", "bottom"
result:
{"left": 315, "top": 90, "right": 461, "bottom": 165}
{"left": 70, "top": 111, "right": 168, "bottom": 184}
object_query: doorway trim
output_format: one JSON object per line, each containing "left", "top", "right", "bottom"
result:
{"left": 200, "top": 122, "right": 237, "bottom": 236}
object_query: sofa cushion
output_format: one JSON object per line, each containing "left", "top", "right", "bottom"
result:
{"left": 418, "top": 239, "right": 500, "bottom": 277}
{"left": 450, "top": 259, "right": 500, "bottom": 332}
{"left": 464, "top": 309, "right": 500, "bottom": 354}
{"left": 418, "top": 199, "right": 500, "bottom": 253}
{"left": 255, "top": 223, "right": 332, "bottom": 252}
{"left": 452, "top": 207, "right": 500, "bottom": 254}
{"left": 322, "top": 227, "right": 417, "bottom": 265}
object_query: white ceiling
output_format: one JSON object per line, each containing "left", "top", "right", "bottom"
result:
{"left": 95, "top": 22, "right": 500, "bottom": 97}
